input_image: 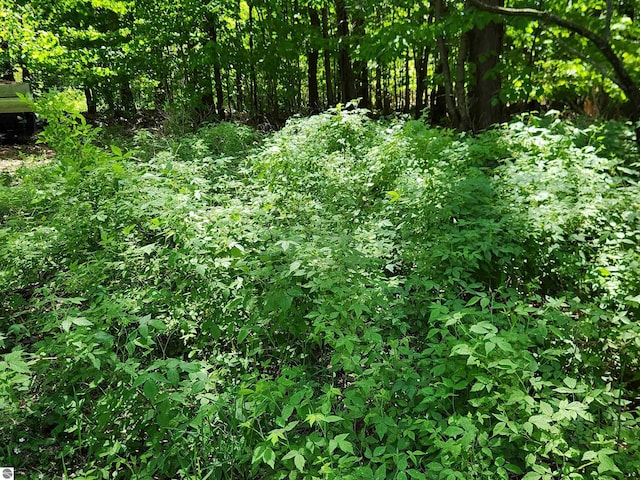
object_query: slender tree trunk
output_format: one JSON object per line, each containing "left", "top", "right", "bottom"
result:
{"left": 248, "top": 3, "right": 258, "bottom": 112}
{"left": 375, "top": 62, "right": 383, "bottom": 111}
{"left": 335, "top": 0, "right": 356, "bottom": 103}
{"left": 104, "top": 86, "right": 116, "bottom": 114}
{"left": 455, "top": 31, "right": 471, "bottom": 130}
{"left": 211, "top": 23, "right": 225, "bottom": 118}
{"left": 383, "top": 71, "right": 391, "bottom": 115}
{"left": 433, "top": 0, "right": 460, "bottom": 127}
{"left": 0, "top": 42, "right": 13, "bottom": 80}
{"left": 226, "top": 69, "right": 233, "bottom": 116}
{"left": 415, "top": 46, "right": 430, "bottom": 118}
{"left": 321, "top": 7, "right": 335, "bottom": 106}
{"left": 84, "top": 87, "right": 97, "bottom": 115}
{"left": 393, "top": 59, "right": 398, "bottom": 110}
{"left": 308, "top": 8, "right": 321, "bottom": 113}
{"left": 430, "top": 60, "right": 447, "bottom": 124}
{"left": 404, "top": 53, "right": 410, "bottom": 112}
{"left": 235, "top": 68, "right": 243, "bottom": 112}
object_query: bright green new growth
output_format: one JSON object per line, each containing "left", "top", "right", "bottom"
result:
{"left": 1, "top": 107, "right": 639, "bottom": 479}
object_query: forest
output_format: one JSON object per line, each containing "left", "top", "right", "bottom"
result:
{"left": 1, "top": 0, "right": 640, "bottom": 479}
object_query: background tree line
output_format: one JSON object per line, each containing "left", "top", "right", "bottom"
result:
{"left": 1, "top": 0, "right": 639, "bottom": 133}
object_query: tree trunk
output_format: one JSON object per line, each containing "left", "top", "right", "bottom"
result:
{"left": 85, "top": 87, "right": 97, "bottom": 115}
{"left": 455, "top": 31, "right": 471, "bottom": 130}
{"left": 430, "top": 61, "right": 447, "bottom": 124}
{"left": 404, "top": 53, "right": 411, "bottom": 112}
{"left": 415, "top": 46, "right": 430, "bottom": 118}
{"left": 308, "top": 8, "right": 321, "bottom": 113}
{"left": 468, "top": 0, "right": 504, "bottom": 131}
{"left": 1, "top": 41, "right": 14, "bottom": 80}
{"left": 322, "top": 7, "right": 335, "bottom": 106}
{"left": 235, "top": 68, "right": 244, "bottom": 112}
{"left": 248, "top": 3, "right": 258, "bottom": 112}
{"left": 375, "top": 62, "right": 383, "bottom": 111}
{"left": 209, "top": 22, "right": 225, "bottom": 118}
{"left": 433, "top": 0, "right": 460, "bottom": 127}
{"left": 335, "top": 0, "right": 356, "bottom": 103}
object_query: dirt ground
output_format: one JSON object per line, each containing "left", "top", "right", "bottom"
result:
{"left": 0, "top": 141, "right": 54, "bottom": 172}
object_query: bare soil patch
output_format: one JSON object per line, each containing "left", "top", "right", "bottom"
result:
{"left": 0, "top": 142, "right": 54, "bottom": 172}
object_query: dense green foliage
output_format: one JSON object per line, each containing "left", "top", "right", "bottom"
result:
{"left": 1, "top": 106, "right": 639, "bottom": 478}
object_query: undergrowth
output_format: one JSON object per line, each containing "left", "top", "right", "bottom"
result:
{"left": 0, "top": 105, "right": 639, "bottom": 479}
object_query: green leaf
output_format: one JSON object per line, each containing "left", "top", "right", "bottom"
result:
{"left": 284, "top": 420, "right": 299, "bottom": 431}
{"left": 72, "top": 317, "right": 93, "bottom": 326}
{"left": 451, "top": 343, "right": 473, "bottom": 356}
{"left": 336, "top": 435, "right": 354, "bottom": 454}
{"left": 238, "top": 326, "right": 250, "bottom": 344}
{"left": 469, "top": 321, "right": 497, "bottom": 335}
{"left": 529, "top": 415, "right": 552, "bottom": 431}
{"left": 407, "top": 470, "right": 426, "bottom": 480}
{"left": 110, "top": 144, "right": 123, "bottom": 157}
{"left": 252, "top": 445, "right": 266, "bottom": 464}
{"left": 597, "top": 452, "right": 621, "bottom": 474}
{"left": 465, "top": 296, "right": 481, "bottom": 306}
{"left": 263, "top": 447, "right": 276, "bottom": 469}
{"left": 143, "top": 379, "right": 158, "bottom": 401}
{"left": 229, "top": 242, "right": 245, "bottom": 258}
{"left": 374, "top": 464, "right": 386, "bottom": 480}
{"left": 626, "top": 294, "right": 640, "bottom": 304}
{"left": 493, "top": 422, "right": 507, "bottom": 436}
{"left": 4, "top": 350, "right": 31, "bottom": 374}
{"left": 324, "top": 415, "right": 343, "bottom": 423}
{"left": 597, "top": 267, "right": 611, "bottom": 277}
{"left": 166, "top": 367, "right": 179, "bottom": 386}
{"left": 444, "top": 426, "right": 464, "bottom": 437}
{"left": 539, "top": 402, "right": 553, "bottom": 416}
{"left": 373, "top": 446, "right": 386, "bottom": 457}
{"left": 386, "top": 190, "right": 401, "bottom": 202}
{"left": 521, "top": 473, "right": 541, "bottom": 480}
{"left": 293, "top": 452, "right": 305, "bottom": 472}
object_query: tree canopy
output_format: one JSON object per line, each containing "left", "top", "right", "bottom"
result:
{"left": 1, "top": 0, "right": 639, "bottom": 134}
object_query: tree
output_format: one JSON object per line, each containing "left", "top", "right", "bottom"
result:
{"left": 470, "top": 0, "right": 640, "bottom": 145}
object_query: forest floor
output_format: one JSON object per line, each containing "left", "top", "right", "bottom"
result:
{"left": 0, "top": 141, "right": 53, "bottom": 172}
